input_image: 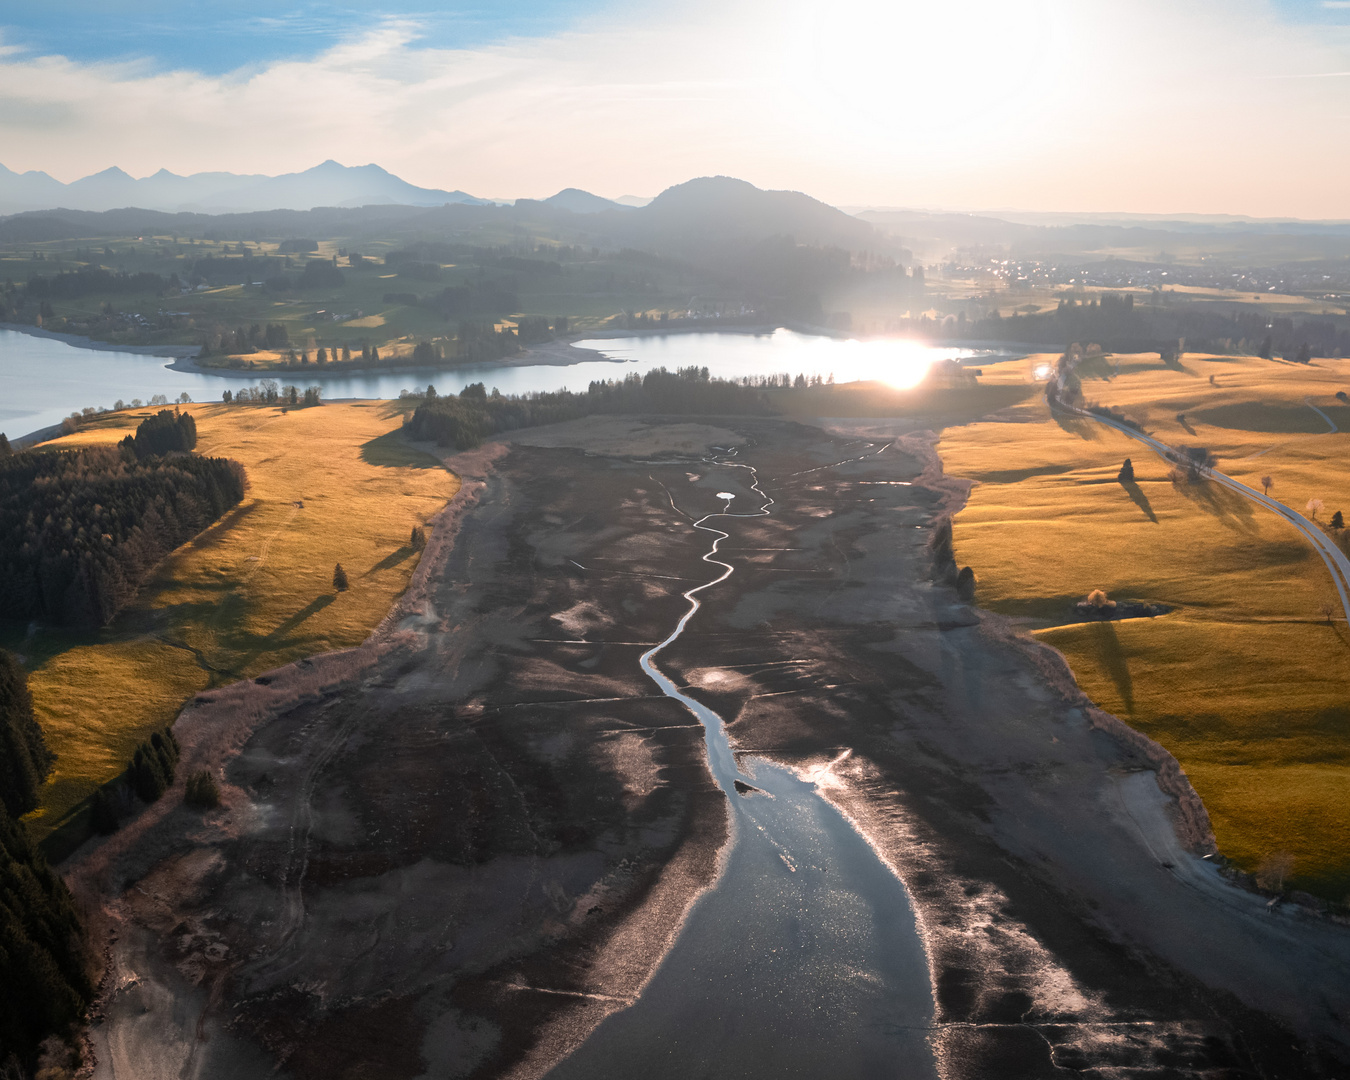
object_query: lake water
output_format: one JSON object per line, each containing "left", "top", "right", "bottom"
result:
{"left": 0, "top": 326, "right": 998, "bottom": 441}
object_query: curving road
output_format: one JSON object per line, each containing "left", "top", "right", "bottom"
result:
{"left": 1052, "top": 393, "right": 1350, "bottom": 625}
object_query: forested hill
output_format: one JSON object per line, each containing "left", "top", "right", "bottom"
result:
{"left": 0, "top": 437, "right": 245, "bottom": 628}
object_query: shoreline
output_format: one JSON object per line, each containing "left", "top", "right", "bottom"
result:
{"left": 0, "top": 321, "right": 200, "bottom": 359}
{"left": 162, "top": 335, "right": 617, "bottom": 378}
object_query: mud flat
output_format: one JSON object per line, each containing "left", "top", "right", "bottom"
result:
{"left": 67, "top": 415, "right": 1350, "bottom": 1079}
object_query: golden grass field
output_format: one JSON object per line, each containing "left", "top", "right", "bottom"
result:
{"left": 11, "top": 401, "right": 459, "bottom": 837}
{"left": 941, "top": 352, "right": 1350, "bottom": 898}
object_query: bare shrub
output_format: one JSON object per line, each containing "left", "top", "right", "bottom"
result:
{"left": 1087, "top": 589, "right": 1111, "bottom": 608}
{"left": 1306, "top": 498, "right": 1324, "bottom": 520}
{"left": 1255, "top": 850, "right": 1295, "bottom": 893}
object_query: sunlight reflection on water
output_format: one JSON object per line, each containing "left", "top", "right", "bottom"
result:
{"left": 576, "top": 327, "right": 987, "bottom": 390}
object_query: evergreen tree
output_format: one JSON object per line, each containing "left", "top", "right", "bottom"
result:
{"left": 184, "top": 770, "right": 220, "bottom": 809}
{"left": 0, "top": 651, "right": 52, "bottom": 818}
{"left": 0, "top": 799, "right": 92, "bottom": 1068}
{"left": 333, "top": 563, "right": 350, "bottom": 592}
{"left": 130, "top": 746, "right": 166, "bottom": 802}
{"left": 1117, "top": 458, "right": 1135, "bottom": 483}
{"left": 955, "top": 565, "right": 977, "bottom": 602}
{"left": 410, "top": 525, "right": 427, "bottom": 551}
{"left": 0, "top": 434, "right": 10, "bottom": 457}
{"left": 1332, "top": 510, "right": 1345, "bottom": 529}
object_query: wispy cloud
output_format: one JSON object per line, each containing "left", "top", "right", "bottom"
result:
{"left": 2, "top": 0, "right": 1350, "bottom": 215}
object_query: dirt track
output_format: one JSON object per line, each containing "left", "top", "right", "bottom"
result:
{"left": 70, "top": 415, "right": 1350, "bottom": 1079}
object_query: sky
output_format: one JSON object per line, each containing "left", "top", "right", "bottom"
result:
{"left": 2, "top": 0, "right": 1350, "bottom": 216}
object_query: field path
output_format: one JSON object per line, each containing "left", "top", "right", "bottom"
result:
{"left": 1055, "top": 396, "right": 1350, "bottom": 625}
{"left": 1306, "top": 397, "right": 1339, "bottom": 433}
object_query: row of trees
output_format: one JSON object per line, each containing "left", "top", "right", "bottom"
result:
{"left": 0, "top": 430, "right": 246, "bottom": 627}
{"left": 225, "top": 383, "right": 325, "bottom": 410}
{"left": 406, "top": 366, "right": 773, "bottom": 450}
{"left": 0, "top": 650, "right": 92, "bottom": 1073}
{"left": 199, "top": 323, "right": 289, "bottom": 357}
{"left": 221, "top": 382, "right": 321, "bottom": 407}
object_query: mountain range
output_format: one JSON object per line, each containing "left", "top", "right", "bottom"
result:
{"left": 0, "top": 160, "right": 490, "bottom": 215}
{"left": 0, "top": 175, "right": 891, "bottom": 261}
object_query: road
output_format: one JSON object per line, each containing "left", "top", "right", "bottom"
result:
{"left": 1051, "top": 381, "right": 1350, "bottom": 625}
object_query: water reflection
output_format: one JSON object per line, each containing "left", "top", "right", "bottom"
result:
{"left": 0, "top": 325, "right": 997, "bottom": 443}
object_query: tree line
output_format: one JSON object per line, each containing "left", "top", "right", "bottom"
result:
{"left": 0, "top": 650, "right": 93, "bottom": 1075}
{"left": 0, "top": 421, "right": 245, "bottom": 628}
{"left": 406, "top": 366, "right": 773, "bottom": 450}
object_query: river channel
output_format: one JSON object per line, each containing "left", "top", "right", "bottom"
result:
{"left": 548, "top": 455, "right": 938, "bottom": 1079}
{"left": 0, "top": 325, "right": 999, "bottom": 441}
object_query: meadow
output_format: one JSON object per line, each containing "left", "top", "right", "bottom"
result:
{"left": 942, "top": 352, "right": 1350, "bottom": 898}
{"left": 6, "top": 401, "right": 459, "bottom": 842}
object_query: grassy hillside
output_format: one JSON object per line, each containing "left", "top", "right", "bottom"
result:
{"left": 942, "top": 353, "right": 1350, "bottom": 899}
{"left": 4, "top": 402, "right": 459, "bottom": 839}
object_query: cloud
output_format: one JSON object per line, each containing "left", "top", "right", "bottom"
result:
{"left": 1, "top": 0, "right": 1350, "bottom": 215}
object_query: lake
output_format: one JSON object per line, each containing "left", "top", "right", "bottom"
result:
{"left": 0, "top": 326, "right": 1001, "bottom": 441}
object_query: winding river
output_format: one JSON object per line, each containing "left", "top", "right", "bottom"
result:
{"left": 548, "top": 454, "right": 937, "bottom": 1079}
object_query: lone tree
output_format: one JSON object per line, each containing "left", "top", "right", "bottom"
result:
{"left": 1307, "top": 498, "right": 1324, "bottom": 520}
{"left": 955, "top": 565, "right": 976, "bottom": 602}
{"left": 1117, "top": 458, "right": 1135, "bottom": 483}
{"left": 184, "top": 769, "right": 220, "bottom": 809}
{"left": 0, "top": 432, "right": 10, "bottom": 456}
{"left": 1332, "top": 510, "right": 1344, "bottom": 530}
{"left": 1261, "top": 474, "right": 1273, "bottom": 496}
{"left": 410, "top": 525, "right": 427, "bottom": 551}
{"left": 333, "top": 563, "right": 350, "bottom": 592}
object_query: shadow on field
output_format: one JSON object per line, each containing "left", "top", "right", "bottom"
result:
{"left": 1050, "top": 408, "right": 1098, "bottom": 440}
{"left": 1118, "top": 479, "right": 1157, "bottom": 523}
{"left": 361, "top": 429, "right": 443, "bottom": 469}
{"left": 1174, "top": 476, "right": 1259, "bottom": 535}
{"left": 1088, "top": 620, "right": 1135, "bottom": 714}
{"left": 366, "top": 547, "right": 412, "bottom": 576}
{"left": 261, "top": 594, "right": 334, "bottom": 646}
{"left": 975, "top": 463, "right": 1074, "bottom": 485}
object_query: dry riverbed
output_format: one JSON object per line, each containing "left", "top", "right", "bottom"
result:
{"left": 66, "top": 415, "right": 1350, "bottom": 1079}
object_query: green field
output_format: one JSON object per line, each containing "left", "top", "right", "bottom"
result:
{"left": 942, "top": 352, "right": 1350, "bottom": 899}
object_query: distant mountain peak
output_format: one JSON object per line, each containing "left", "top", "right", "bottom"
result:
{"left": 0, "top": 160, "right": 486, "bottom": 214}
{"left": 542, "top": 187, "right": 628, "bottom": 214}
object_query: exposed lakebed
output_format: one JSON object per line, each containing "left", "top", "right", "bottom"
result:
{"left": 550, "top": 458, "right": 936, "bottom": 1078}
